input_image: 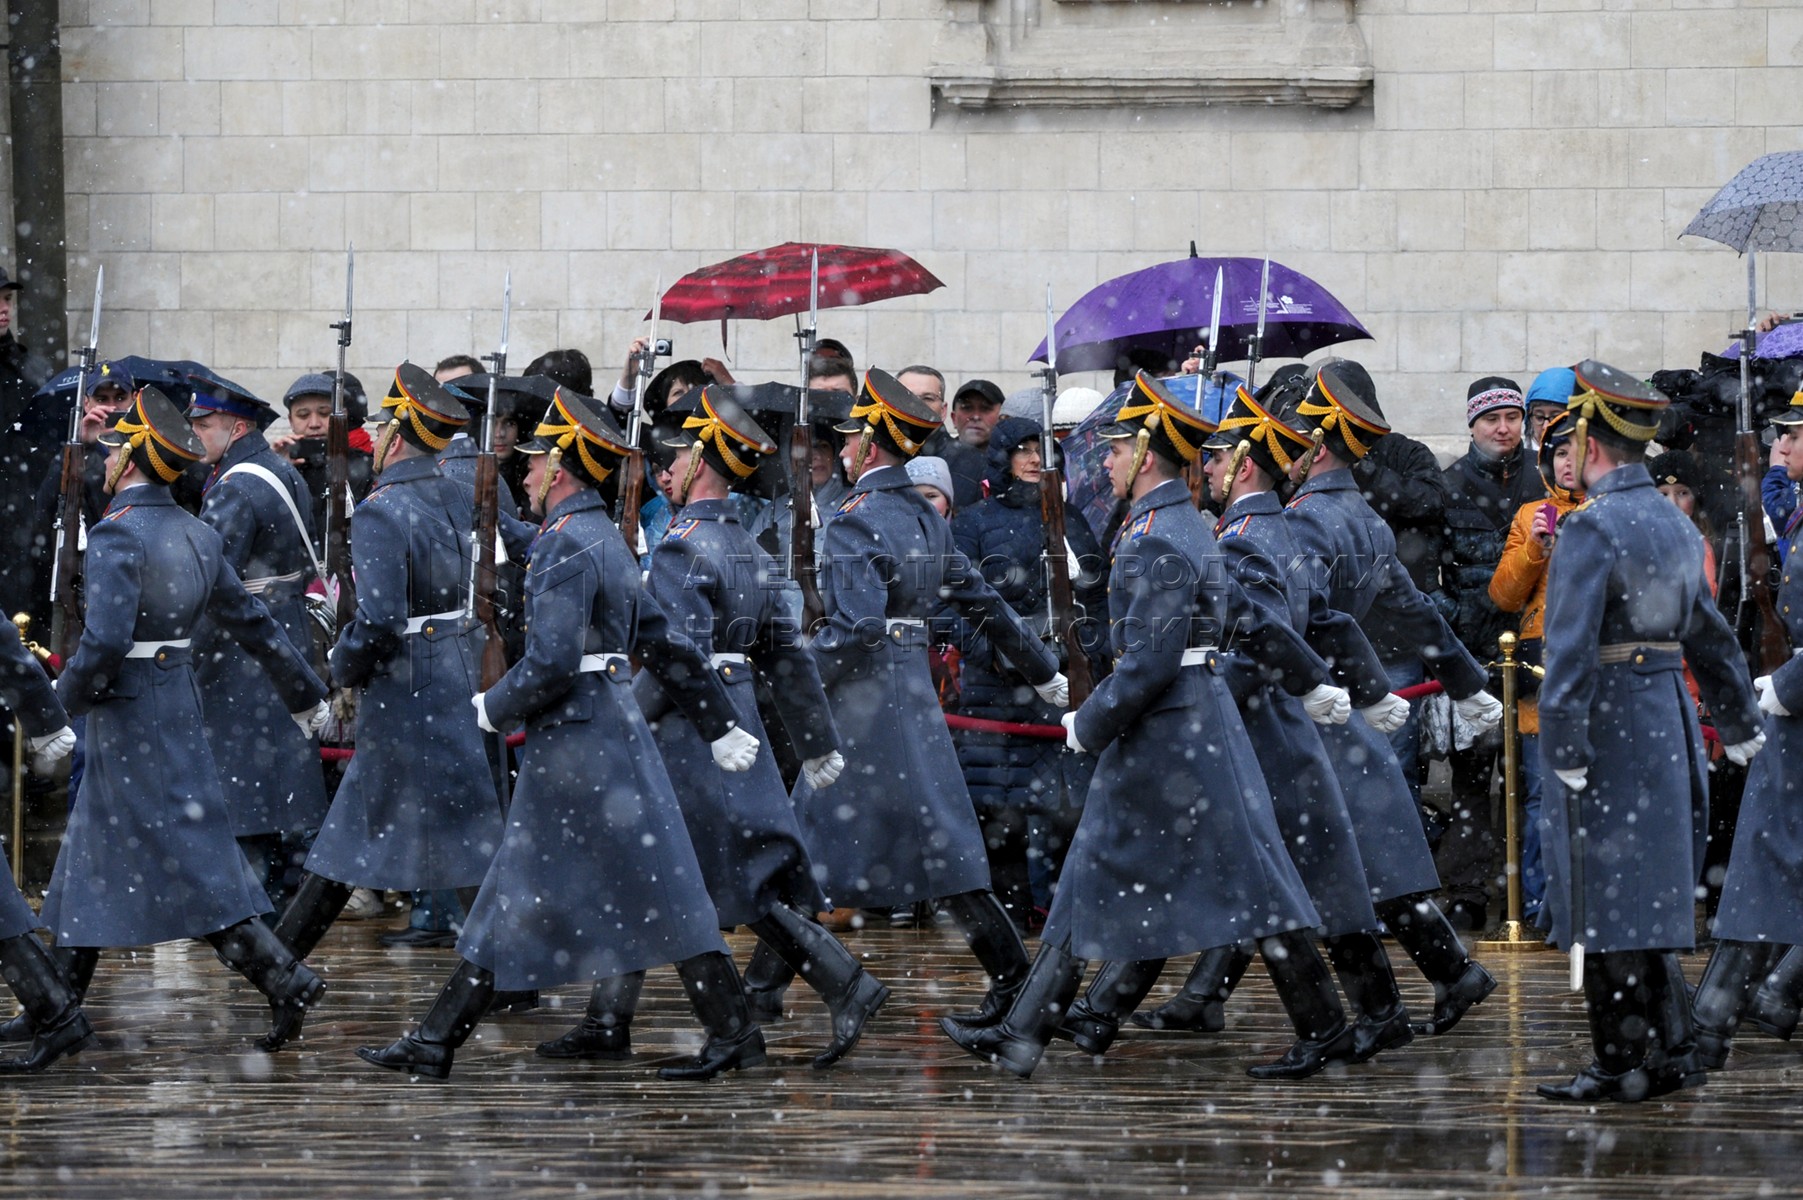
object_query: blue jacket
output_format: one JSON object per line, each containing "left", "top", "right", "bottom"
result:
{"left": 0, "top": 615, "right": 68, "bottom": 940}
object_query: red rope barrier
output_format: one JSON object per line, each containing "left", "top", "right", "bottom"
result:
{"left": 943, "top": 712, "right": 1067, "bottom": 741}
{"left": 1393, "top": 680, "right": 1445, "bottom": 701}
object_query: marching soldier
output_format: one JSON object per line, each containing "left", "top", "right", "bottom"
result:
{"left": 1691, "top": 384, "right": 1803, "bottom": 1071}
{"left": 186, "top": 378, "right": 330, "bottom": 905}
{"left": 536, "top": 385, "right": 887, "bottom": 1071}
{"left": 1537, "top": 362, "right": 1762, "bottom": 1102}
{"left": 358, "top": 388, "right": 769, "bottom": 1082}
{"left": 942, "top": 373, "right": 1354, "bottom": 1081}
{"left": 1271, "top": 361, "right": 1503, "bottom": 1038}
{"left": 32, "top": 388, "right": 331, "bottom": 1053}
{"left": 271, "top": 365, "right": 505, "bottom": 1037}
{"left": 0, "top": 615, "right": 86, "bottom": 1072}
{"left": 783, "top": 370, "right": 1066, "bottom": 1027}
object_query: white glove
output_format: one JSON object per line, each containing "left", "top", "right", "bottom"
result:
{"left": 1554, "top": 766, "right": 1588, "bottom": 792}
{"left": 1034, "top": 672, "right": 1070, "bottom": 709}
{"left": 472, "top": 692, "right": 497, "bottom": 735}
{"left": 1726, "top": 731, "right": 1768, "bottom": 767}
{"left": 290, "top": 700, "right": 330, "bottom": 739}
{"left": 1062, "top": 712, "right": 1088, "bottom": 755}
{"left": 1454, "top": 690, "right": 1505, "bottom": 734}
{"left": 25, "top": 726, "right": 74, "bottom": 775}
{"left": 1755, "top": 675, "right": 1792, "bottom": 719}
{"left": 802, "top": 750, "right": 845, "bottom": 791}
{"left": 1359, "top": 693, "right": 1412, "bottom": 734}
{"left": 1299, "top": 682, "right": 1351, "bottom": 726}
{"left": 710, "top": 726, "right": 760, "bottom": 773}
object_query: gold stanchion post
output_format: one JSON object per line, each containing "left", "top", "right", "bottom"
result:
{"left": 1480, "top": 630, "right": 1542, "bottom": 952}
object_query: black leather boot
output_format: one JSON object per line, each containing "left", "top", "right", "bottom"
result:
{"left": 742, "top": 938, "right": 795, "bottom": 1024}
{"left": 1646, "top": 951, "right": 1706, "bottom": 1095}
{"left": 659, "top": 952, "right": 766, "bottom": 1081}
{"left": 536, "top": 972, "right": 644, "bottom": 1061}
{"left": 1747, "top": 944, "right": 1803, "bottom": 1041}
{"left": 1325, "top": 931, "right": 1414, "bottom": 1063}
{"left": 357, "top": 958, "right": 496, "bottom": 1080}
{"left": 941, "top": 942, "right": 1086, "bottom": 1078}
{"left": 1691, "top": 939, "right": 1777, "bottom": 1070}
{"left": 939, "top": 890, "right": 1031, "bottom": 1028}
{"left": 749, "top": 902, "right": 890, "bottom": 1069}
{"left": 271, "top": 872, "right": 354, "bottom": 962}
{"left": 1055, "top": 958, "right": 1166, "bottom": 1055}
{"left": 1539, "top": 952, "right": 1653, "bottom": 1102}
{"left": 1130, "top": 943, "right": 1252, "bottom": 1032}
{"left": 0, "top": 945, "right": 98, "bottom": 1043}
{"left": 0, "top": 935, "right": 94, "bottom": 1074}
{"left": 1378, "top": 894, "right": 1496, "bottom": 1035}
{"left": 1247, "top": 931, "right": 1355, "bottom": 1080}
{"left": 204, "top": 918, "right": 327, "bottom": 1052}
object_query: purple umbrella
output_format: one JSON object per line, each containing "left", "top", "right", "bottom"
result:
{"left": 1722, "top": 321, "right": 1803, "bottom": 359}
{"left": 1028, "top": 256, "right": 1370, "bottom": 374}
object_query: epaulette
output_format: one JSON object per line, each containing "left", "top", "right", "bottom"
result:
{"left": 836, "top": 491, "right": 870, "bottom": 516}
{"left": 364, "top": 483, "right": 392, "bottom": 503}
{"left": 102, "top": 505, "right": 133, "bottom": 522}
{"left": 667, "top": 517, "right": 700, "bottom": 540}
{"left": 1284, "top": 492, "right": 1315, "bottom": 511}
{"left": 1217, "top": 514, "right": 1253, "bottom": 540}
{"left": 546, "top": 514, "right": 573, "bottom": 534}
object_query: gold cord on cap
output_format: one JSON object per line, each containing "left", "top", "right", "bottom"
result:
{"left": 107, "top": 393, "right": 195, "bottom": 488}
{"left": 1296, "top": 372, "right": 1383, "bottom": 462}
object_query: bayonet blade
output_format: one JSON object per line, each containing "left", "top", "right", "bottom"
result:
{"left": 1255, "top": 256, "right": 1271, "bottom": 343}
{"left": 86, "top": 266, "right": 103, "bottom": 355}
{"left": 808, "top": 250, "right": 819, "bottom": 338}
{"left": 1044, "top": 283, "right": 1058, "bottom": 376}
{"left": 499, "top": 270, "right": 512, "bottom": 363}
{"left": 344, "top": 245, "right": 355, "bottom": 324}
{"left": 1205, "top": 265, "right": 1222, "bottom": 373}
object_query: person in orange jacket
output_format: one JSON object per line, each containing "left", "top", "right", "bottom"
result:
{"left": 1487, "top": 411, "right": 1584, "bottom": 926}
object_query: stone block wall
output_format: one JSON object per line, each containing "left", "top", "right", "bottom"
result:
{"left": 39, "top": 0, "right": 1803, "bottom": 445}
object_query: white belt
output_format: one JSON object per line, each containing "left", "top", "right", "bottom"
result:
{"left": 126, "top": 638, "right": 191, "bottom": 659}
{"left": 1180, "top": 646, "right": 1219, "bottom": 666}
{"left": 403, "top": 609, "right": 466, "bottom": 635}
{"left": 578, "top": 653, "right": 631, "bottom": 675}
{"left": 710, "top": 652, "right": 748, "bottom": 668}
{"left": 242, "top": 569, "right": 308, "bottom": 596}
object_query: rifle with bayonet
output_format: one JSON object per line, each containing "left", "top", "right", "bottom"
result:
{"left": 618, "top": 277, "right": 660, "bottom": 560}
{"left": 472, "top": 274, "right": 513, "bottom": 806}
{"left": 1184, "top": 265, "right": 1225, "bottom": 508}
{"left": 790, "top": 251, "right": 826, "bottom": 630}
{"left": 49, "top": 268, "right": 103, "bottom": 666}
{"left": 1038, "top": 287, "right": 1093, "bottom": 708}
{"left": 325, "top": 246, "right": 356, "bottom": 633}
{"left": 1733, "top": 258, "right": 1790, "bottom": 675}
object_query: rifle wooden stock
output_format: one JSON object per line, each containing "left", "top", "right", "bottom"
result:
{"left": 789, "top": 421, "right": 824, "bottom": 630}
{"left": 1041, "top": 464, "right": 1092, "bottom": 707}
{"left": 472, "top": 450, "right": 508, "bottom": 691}
{"left": 1736, "top": 427, "right": 1790, "bottom": 674}
{"left": 618, "top": 448, "right": 646, "bottom": 561}
{"left": 49, "top": 442, "right": 85, "bottom": 664}
{"left": 324, "top": 409, "right": 355, "bottom": 631}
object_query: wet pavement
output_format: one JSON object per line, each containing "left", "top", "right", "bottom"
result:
{"left": 0, "top": 921, "right": 1791, "bottom": 1197}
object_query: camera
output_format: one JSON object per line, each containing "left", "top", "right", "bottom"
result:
{"left": 653, "top": 338, "right": 673, "bottom": 358}
{"left": 288, "top": 436, "right": 326, "bottom": 472}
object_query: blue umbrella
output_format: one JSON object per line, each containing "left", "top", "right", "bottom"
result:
{"left": 33, "top": 356, "right": 255, "bottom": 406}
{"left": 1061, "top": 372, "right": 1239, "bottom": 543}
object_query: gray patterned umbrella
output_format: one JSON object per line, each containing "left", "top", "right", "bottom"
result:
{"left": 1682, "top": 151, "right": 1803, "bottom": 252}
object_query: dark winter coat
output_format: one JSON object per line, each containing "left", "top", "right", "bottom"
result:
{"left": 304, "top": 453, "right": 503, "bottom": 891}
{"left": 456, "top": 488, "right": 736, "bottom": 990}
{"left": 1352, "top": 432, "right": 1447, "bottom": 660}
{"left": 1216, "top": 490, "right": 1379, "bottom": 935}
{"left": 1436, "top": 442, "right": 1545, "bottom": 659}
{"left": 636, "top": 497, "right": 839, "bottom": 927}
{"left": 1284, "top": 466, "right": 1488, "bottom": 901}
{"left": 0, "top": 615, "right": 70, "bottom": 940}
{"left": 40, "top": 486, "right": 326, "bottom": 947}
{"left": 1044, "top": 478, "right": 1320, "bottom": 961}
{"left": 791, "top": 464, "right": 1056, "bottom": 909}
{"left": 193, "top": 432, "right": 329, "bottom": 837}
{"left": 1539, "top": 463, "right": 1759, "bottom": 954}
{"left": 1716, "top": 509, "right": 1803, "bottom": 946}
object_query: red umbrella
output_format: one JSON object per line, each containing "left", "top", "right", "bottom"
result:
{"left": 655, "top": 241, "right": 944, "bottom": 325}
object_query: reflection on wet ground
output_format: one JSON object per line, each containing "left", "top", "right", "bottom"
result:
{"left": 0, "top": 924, "right": 1791, "bottom": 1197}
